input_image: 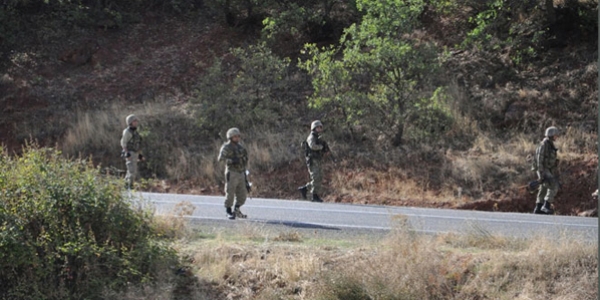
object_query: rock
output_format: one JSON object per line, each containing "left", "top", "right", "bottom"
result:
{"left": 578, "top": 208, "right": 597, "bottom": 217}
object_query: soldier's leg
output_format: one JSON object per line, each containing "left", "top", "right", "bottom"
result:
{"left": 234, "top": 172, "right": 248, "bottom": 207}
{"left": 232, "top": 172, "right": 247, "bottom": 218}
{"left": 534, "top": 180, "right": 548, "bottom": 213}
{"left": 536, "top": 184, "right": 547, "bottom": 204}
{"left": 125, "top": 152, "right": 138, "bottom": 188}
{"left": 306, "top": 159, "right": 319, "bottom": 193}
{"left": 545, "top": 178, "right": 559, "bottom": 202}
{"left": 305, "top": 163, "right": 314, "bottom": 193}
{"left": 298, "top": 184, "right": 308, "bottom": 199}
{"left": 310, "top": 160, "right": 323, "bottom": 202}
{"left": 298, "top": 161, "right": 310, "bottom": 199}
{"left": 542, "top": 178, "right": 559, "bottom": 214}
{"left": 224, "top": 172, "right": 235, "bottom": 208}
{"left": 312, "top": 160, "right": 323, "bottom": 195}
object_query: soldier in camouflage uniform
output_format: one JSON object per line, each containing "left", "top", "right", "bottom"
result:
{"left": 121, "top": 114, "right": 143, "bottom": 189}
{"left": 218, "top": 128, "right": 249, "bottom": 220}
{"left": 532, "top": 126, "right": 560, "bottom": 214}
{"left": 298, "top": 120, "right": 329, "bottom": 202}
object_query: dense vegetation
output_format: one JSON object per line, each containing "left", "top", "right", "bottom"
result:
{"left": 0, "top": 146, "right": 178, "bottom": 299}
{"left": 1, "top": 1, "right": 598, "bottom": 210}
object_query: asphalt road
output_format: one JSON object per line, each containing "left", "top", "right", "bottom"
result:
{"left": 138, "top": 192, "right": 598, "bottom": 241}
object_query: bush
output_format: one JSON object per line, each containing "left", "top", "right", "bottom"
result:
{"left": 0, "top": 146, "right": 178, "bottom": 300}
{"left": 460, "top": 0, "right": 598, "bottom": 65}
{"left": 192, "top": 43, "right": 302, "bottom": 137}
{"left": 300, "top": 0, "right": 448, "bottom": 146}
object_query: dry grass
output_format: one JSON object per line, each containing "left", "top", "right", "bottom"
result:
{"left": 245, "top": 128, "right": 306, "bottom": 172}
{"left": 62, "top": 101, "right": 185, "bottom": 168}
{"left": 59, "top": 93, "right": 597, "bottom": 212}
{"left": 331, "top": 167, "right": 453, "bottom": 204}
{"left": 152, "top": 201, "right": 197, "bottom": 239}
{"left": 61, "top": 101, "right": 306, "bottom": 193}
{"left": 108, "top": 220, "right": 597, "bottom": 299}
{"left": 556, "top": 126, "right": 597, "bottom": 159}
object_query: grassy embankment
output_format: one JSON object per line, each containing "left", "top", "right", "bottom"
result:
{"left": 121, "top": 211, "right": 599, "bottom": 299}
{"left": 60, "top": 99, "right": 597, "bottom": 214}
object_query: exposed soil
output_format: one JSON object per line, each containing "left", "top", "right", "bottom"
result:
{"left": 2, "top": 13, "right": 597, "bottom": 217}
{"left": 143, "top": 154, "right": 598, "bottom": 216}
{"left": 1, "top": 17, "right": 250, "bottom": 150}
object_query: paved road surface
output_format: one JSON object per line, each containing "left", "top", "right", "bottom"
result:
{"left": 138, "top": 192, "right": 598, "bottom": 241}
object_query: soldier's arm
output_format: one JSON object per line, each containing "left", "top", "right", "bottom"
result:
{"left": 536, "top": 142, "right": 548, "bottom": 174}
{"left": 218, "top": 145, "right": 229, "bottom": 162}
{"left": 307, "top": 134, "right": 324, "bottom": 151}
{"left": 121, "top": 129, "right": 132, "bottom": 155}
{"left": 219, "top": 145, "right": 238, "bottom": 165}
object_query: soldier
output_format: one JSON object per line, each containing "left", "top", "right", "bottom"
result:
{"left": 218, "top": 127, "right": 249, "bottom": 220}
{"left": 121, "top": 114, "right": 143, "bottom": 189}
{"left": 298, "top": 120, "right": 330, "bottom": 202}
{"left": 532, "top": 126, "right": 560, "bottom": 214}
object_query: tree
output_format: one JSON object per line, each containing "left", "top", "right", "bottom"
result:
{"left": 193, "top": 43, "right": 295, "bottom": 137}
{"left": 301, "top": 0, "right": 448, "bottom": 146}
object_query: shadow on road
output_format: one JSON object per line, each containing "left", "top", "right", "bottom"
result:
{"left": 264, "top": 220, "right": 341, "bottom": 230}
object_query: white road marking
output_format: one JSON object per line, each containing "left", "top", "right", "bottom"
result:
{"left": 151, "top": 200, "right": 597, "bottom": 228}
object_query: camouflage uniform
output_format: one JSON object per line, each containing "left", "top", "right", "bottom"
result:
{"left": 533, "top": 126, "right": 559, "bottom": 214}
{"left": 218, "top": 128, "right": 249, "bottom": 219}
{"left": 121, "top": 114, "right": 142, "bottom": 188}
{"left": 299, "top": 120, "right": 329, "bottom": 202}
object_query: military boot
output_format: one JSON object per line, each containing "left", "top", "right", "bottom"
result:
{"left": 235, "top": 206, "right": 247, "bottom": 218}
{"left": 298, "top": 186, "right": 308, "bottom": 200}
{"left": 312, "top": 193, "right": 323, "bottom": 203}
{"left": 541, "top": 201, "right": 554, "bottom": 215}
{"left": 226, "top": 207, "right": 235, "bottom": 220}
{"left": 533, "top": 202, "right": 544, "bottom": 214}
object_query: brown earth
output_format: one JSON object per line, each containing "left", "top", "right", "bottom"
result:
{"left": 1, "top": 14, "right": 597, "bottom": 217}
{"left": 144, "top": 154, "right": 598, "bottom": 216}
{"left": 457, "top": 157, "right": 598, "bottom": 215}
{"left": 1, "top": 18, "right": 250, "bottom": 150}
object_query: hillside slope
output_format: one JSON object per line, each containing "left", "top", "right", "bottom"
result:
{"left": 1, "top": 3, "right": 597, "bottom": 216}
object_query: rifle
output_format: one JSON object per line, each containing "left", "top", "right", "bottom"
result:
{"left": 244, "top": 170, "right": 253, "bottom": 194}
{"left": 521, "top": 172, "right": 565, "bottom": 194}
{"left": 321, "top": 141, "right": 337, "bottom": 164}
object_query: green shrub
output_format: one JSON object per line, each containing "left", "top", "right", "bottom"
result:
{"left": 261, "top": 0, "right": 358, "bottom": 51}
{"left": 192, "top": 43, "right": 301, "bottom": 137}
{"left": 460, "top": 0, "right": 598, "bottom": 66}
{"left": 0, "top": 146, "right": 178, "bottom": 300}
{"left": 300, "top": 0, "right": 447, "bottom": 146}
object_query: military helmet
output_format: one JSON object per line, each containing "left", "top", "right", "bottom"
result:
{"left": 226, "top": 127, "right": 241, "bottom": 139}
{"left": 311, "top": 120, "right": 323, "bottom": 130}
{"left": 126, "top": 114, "right": 138, "bottom": 126}
{"left": 545, "top": 126, "right": 559, "bottom": 137}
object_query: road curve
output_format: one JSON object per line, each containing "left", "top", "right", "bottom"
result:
{"left": 138, "top": 192, "right": 598, "bottom": 240}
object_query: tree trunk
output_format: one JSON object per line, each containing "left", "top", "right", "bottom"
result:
{"left": 544, "top": 0, "right": 556, "bottom": 24}
{"left": 391, "top": 122, "right": 404, "bottom": 147}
